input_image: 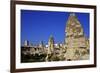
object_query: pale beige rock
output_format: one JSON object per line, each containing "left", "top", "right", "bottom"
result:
{"left": 48, "top": 35, "right": 55, "bottom": 54}
{"left": 64, "top": 13, "right": 89, "bottom": 60}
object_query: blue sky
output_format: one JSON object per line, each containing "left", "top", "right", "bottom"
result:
{"left": 21, "top": 10, "right": 89, "bottom": 45}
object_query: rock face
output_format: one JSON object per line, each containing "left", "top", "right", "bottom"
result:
{"left": 48, "top": 35, "right": 55, "bottom": 54}
{"left": 64, "top": 13, "right": 89, "bottom": 60}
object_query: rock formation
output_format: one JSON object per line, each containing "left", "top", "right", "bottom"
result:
{"left": 64, "top": 13, "right": 89, "bottom": 60}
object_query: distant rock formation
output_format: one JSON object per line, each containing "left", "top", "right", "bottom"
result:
{"left": 48, "top": 35, "right": 55, "bottom": 54}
